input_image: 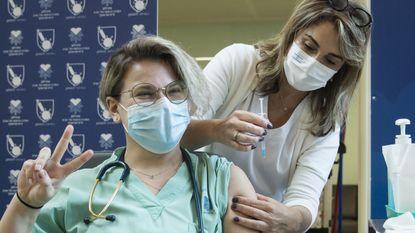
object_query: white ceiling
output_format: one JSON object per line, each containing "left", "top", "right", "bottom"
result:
{"left": 159, "top": 0, "right": 297, "bottom": 25}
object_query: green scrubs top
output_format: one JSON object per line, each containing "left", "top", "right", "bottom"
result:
{"left": 32, "top": 148, "right": 231, "bottom": 233}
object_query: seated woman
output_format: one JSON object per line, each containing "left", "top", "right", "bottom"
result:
{"left": 0, "top": 36, "right": 258, "bottom": 233}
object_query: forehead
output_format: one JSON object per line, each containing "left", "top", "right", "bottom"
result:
{"left": 122, "top": 60, "right": 177, "bottom": 89}
{"left": 297, "top": 21, "right": 341, "bottom": 54}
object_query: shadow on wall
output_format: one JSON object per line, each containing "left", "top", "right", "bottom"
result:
{"left": 333, "top": 185, "right": 358, "bottom": 233}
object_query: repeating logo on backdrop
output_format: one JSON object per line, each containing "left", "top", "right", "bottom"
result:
{"left": 9, "top": 30, "right": 23, "bottom": 46}
{"left": 97, "top": 98, "right": 111, "bottom": 121}
{"left": 67, "top": 0, "right": 85, "bottom": 16}
{"left": 8, "top": 0, "right": 25, "bottom": 19}
{"left": 38, "top": 134, "right": 53, "bottom": 148}
{"left": 66, "top": 63, "right": 85, "bottom": 86}
{"left": 9, "top": 99, "right": 23, "bottom": 116}
{"left": 39, "top": 0, "right": 54, "bottom": 10}
{"left": 67, "top": 134, "right": 85, "bottom": 157}
{"left": 36, "top": 99, "right": 54, "bottom": 122}
{"left": 6, "top": 135, "right": 24, "bottom": 158}
{"left": 9, "top": 170, "right": 20, "bottom": 186}
{"left": 69, "top": 27, "right": 83, "bottom": 43}
{"left": 131, "top": 24, "right": 146, "bottom": 39}
{"left": 101, "top": 0, "right": 113, "bottom": 7}
{"left": 130, "top": 0, "right": 147, "bottom": 13}
{"left": 37, "top": 29, "right": 55, "bottom": 52}
{"left": 7, "top": 65, "right": 25, "bottom": 88}
{"left": 68, "top": 98, "right": 83, "bottom": 114}
{"left": 38, "top": 64, "right": 53, "bottom": 80}
{"left": 97, "top": 26, "right": 116, "bottom": 50}
{"left": 99, "top": 133, "right": 114, "bottom": 149}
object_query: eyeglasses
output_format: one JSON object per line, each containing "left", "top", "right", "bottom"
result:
{"left": 329, "top": 0, "right": 372, "bottom": 28}
{"left": 119, "top": 80, "right": 189, "bottom": 106}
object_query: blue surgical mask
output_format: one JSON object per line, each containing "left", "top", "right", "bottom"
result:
{"left": 119, "top": 97, "right": 190, "bottom": 154}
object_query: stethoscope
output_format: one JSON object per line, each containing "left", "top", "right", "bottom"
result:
{"left": 83, "top": 147, "right": 204, "bottom": 233}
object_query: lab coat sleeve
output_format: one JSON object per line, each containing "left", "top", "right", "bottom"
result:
{"left": 201, "top": 43, "right": 259, "bottom": 120}
{"left": 283, "top": 125, "right": 340, "bottom": 227}
{"left": 202, "top": 45, "right": 237, "bottom": 119}
{"left": 198, "top": 153, "right": 232, "bottom": 218}
{"left": 212, "top": 155, "right": 232, "bottom": 217}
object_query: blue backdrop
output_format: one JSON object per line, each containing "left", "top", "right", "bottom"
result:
{"left": 371, "top": 0, "right": 415, "bottom": 219}
{"left": 0, "top": 0, "right": 157, "bottom": 215}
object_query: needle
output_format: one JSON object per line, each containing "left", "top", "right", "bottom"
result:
{"left": 259, "top": 97, "right": 266, "bottom": 158}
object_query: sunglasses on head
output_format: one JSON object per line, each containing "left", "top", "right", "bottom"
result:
{"left": 329, "top": 0, "right": 372, "bottom": 28}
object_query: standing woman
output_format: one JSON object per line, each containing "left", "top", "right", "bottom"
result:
{"left": 183, "top": 0, "right": 372, "bottom": 232}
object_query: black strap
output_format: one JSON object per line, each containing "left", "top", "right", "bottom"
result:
{"left": 16, "top": 192, "right": 43, "bottom": 209}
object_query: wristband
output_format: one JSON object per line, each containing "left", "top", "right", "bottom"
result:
{"left": 16, "top": 192, "right": 43, "bottom": 209}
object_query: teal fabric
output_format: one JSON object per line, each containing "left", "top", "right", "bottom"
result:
{"left": 31, "top": 149, "right": 231, "bottom": 233}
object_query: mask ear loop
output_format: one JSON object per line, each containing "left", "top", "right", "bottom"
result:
{"left": 116, "top": 104, "right": 128, "bottom": 133}
{"left": 115, "top": 103, "right": 127, "bottom": 128}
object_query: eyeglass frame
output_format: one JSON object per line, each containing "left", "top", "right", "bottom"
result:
{"left": 117, "top": 80, "right": 189, "bottom": 107}
{"left": 328, "top": 0, "right": 372, "bottom": 28}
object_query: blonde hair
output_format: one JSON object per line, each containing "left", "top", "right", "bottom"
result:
{"left": 255, "top": 0, "right": 371, "bottom": 136}
{"left": 99, "top": 36, "right": 209, "bottom": 117}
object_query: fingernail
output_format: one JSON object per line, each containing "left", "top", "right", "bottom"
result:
{"left": 262, "top": 130, "right": 267, "bottom": 136}
{"left": 267, "top": 123, "right": 273, "bottom": 129}
{"left": 232, "top": 197, "right": 238, "bottom": 203}
{"left": 251, "top": 145, "right": 256, "bottom": 150}
{"left": 231, "top": 203, "right": 237, "bottom": 210}
{"left": 259, "top": 137, "right": 264, "bottom": 142}
{"left": 233, "top": 216, "right": 240, "bottom": 222}
{"left": 35, "top": 164, "right": 41, "bottom": 171}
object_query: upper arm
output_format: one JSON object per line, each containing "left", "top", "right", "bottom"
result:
{"left": 223, "top": 164, "right": 259, "bottom": 233}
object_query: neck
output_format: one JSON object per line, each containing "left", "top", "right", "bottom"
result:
{"left": 123, "top": 135, "right": 182, "bottom": 171}
{"left": 276, "top": 75, "right": 308, "bottom": 102}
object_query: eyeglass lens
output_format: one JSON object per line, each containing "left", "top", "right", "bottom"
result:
{"left": 131, "top": 81, "right": 188, "bottom": 106}
{"left": 329, "top": 0, "right": 372, "bottom": 27}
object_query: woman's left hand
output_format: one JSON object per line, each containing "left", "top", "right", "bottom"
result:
{"left": 231, "top": 194, "right": 309, "bottom": 233}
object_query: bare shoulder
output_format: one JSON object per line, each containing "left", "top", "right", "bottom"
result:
{"left": 223, "top": 164, "right": 259, "bottom": 233}
{"left": 228, "top": 164, "right": 256, "bottom": 199}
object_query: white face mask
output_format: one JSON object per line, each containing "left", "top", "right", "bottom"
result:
{"left": 284, "top": 42, "right": 338, "bottom": 91}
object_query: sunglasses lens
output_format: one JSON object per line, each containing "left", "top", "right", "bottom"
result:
{"left": 330, "top": 0, "right": 348, "bottom": 10}
{"left": 351, "top": 8, "right": 371, "bottom": 27}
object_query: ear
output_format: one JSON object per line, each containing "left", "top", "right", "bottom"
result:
{"left": 106, "top": 96, "right": 121, "bottom": 123}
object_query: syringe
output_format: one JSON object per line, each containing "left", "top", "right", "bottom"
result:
{"left": 259, "top": 97, "right": 266, "bottom": 157}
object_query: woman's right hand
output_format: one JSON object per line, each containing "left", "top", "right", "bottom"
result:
{"left": 16, "top": 125, "right": 93, "bottom": 209}
{"left": 215, "top": 110, "right": 272, "bottom": 151}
